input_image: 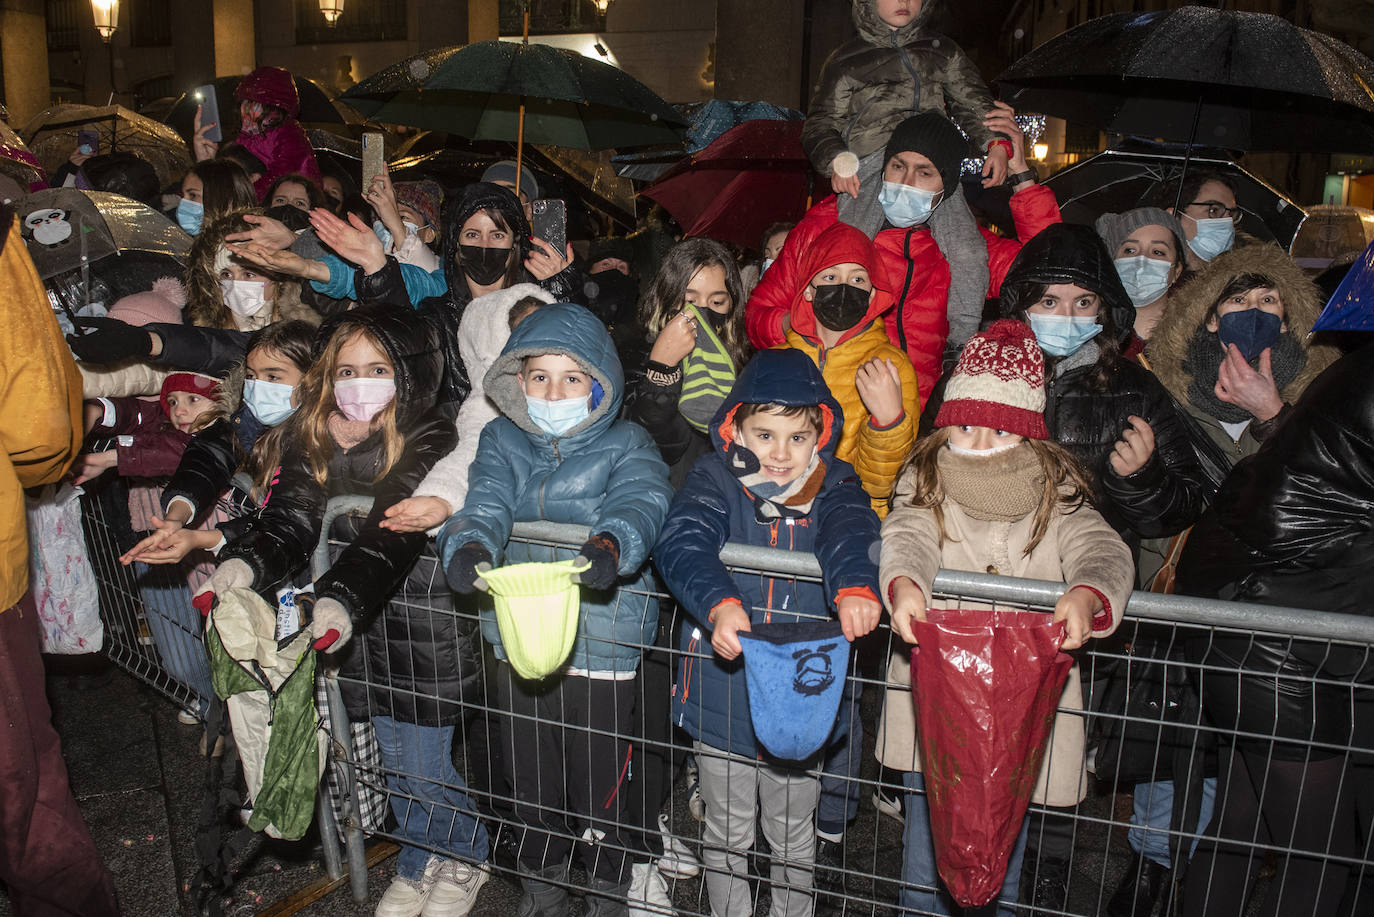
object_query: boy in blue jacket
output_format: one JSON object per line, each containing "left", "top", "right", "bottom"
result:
{"left": 654, "top": 348, "right": 882, "bottom": 917}
{"left": 439, "top": 302, "right": 673, "bottom": 917}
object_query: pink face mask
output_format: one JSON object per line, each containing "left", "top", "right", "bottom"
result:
{"left": 334, "top": 378, "right": 395, "bottom": 422}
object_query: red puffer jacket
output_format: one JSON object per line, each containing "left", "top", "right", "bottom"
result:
{"left": 745, "top": 184, "right": 1062, "bottom": 408}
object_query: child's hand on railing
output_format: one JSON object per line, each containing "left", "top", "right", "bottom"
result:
{"left": 888, "top": 576, "right": 928, "bottom": 645}
{"left": 447, "top": 542, "right": 494, "bottom": 594}
{"left": 1053, "top": 586, "right": 1101, "bottom": 651}
{"left": 837, "top": 592, "right": 882, "bottom": 641}
{"left": 708, "top": 599, "right": 750, "bottom": 661}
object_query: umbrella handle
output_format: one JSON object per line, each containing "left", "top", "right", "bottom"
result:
{"left": 312, "top": 628, "right": 340, "bottom": 651}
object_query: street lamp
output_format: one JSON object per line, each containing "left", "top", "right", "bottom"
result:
{"left": 1032, "top": 142, "right": 1049, "bottom": 161}
{"left": 319, "top": 0, "right": 345, "bottom": 26}
{"left": 595, "top": 0, "right": 613, "bottom": 12}
{"left": 90, "top": 0, "right": 119, "bottom": 43}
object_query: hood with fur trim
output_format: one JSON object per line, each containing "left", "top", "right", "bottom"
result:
{"left": 1144, "top": 243, "right": 1340, "bottom": 405}
{"left": 853, "top": 0, "right": 937, "bottom": 44}
{"left": 788, "top": 221, "right": 895, "bottom": 348}
{"left": 458, "top": 282, "right": 557, "bottom": 402}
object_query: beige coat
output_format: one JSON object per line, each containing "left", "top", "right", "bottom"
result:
{"left": 875, "top": 471, "right": 1135, "bottom": 806}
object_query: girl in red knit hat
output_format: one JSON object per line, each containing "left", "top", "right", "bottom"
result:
{"left": 874, "top": 319, "right": 1135, "bottom": 916}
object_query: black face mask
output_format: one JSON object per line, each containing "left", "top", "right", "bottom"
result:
{"left": 811, "top": 283, "right": 870, "bottom": 332}
{"left": 265, "top": 204, "right": 312, "bottom": 233}
{"left": 458, "top": 244, "right": 512, "bottom": 286}
{"left": 700, "top": 304, "right": 730, "bottom": 332}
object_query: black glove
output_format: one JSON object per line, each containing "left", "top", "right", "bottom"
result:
{"left": 66, "top": 316, "right": 154, "bottom": 364}
{"left": 447, "top": 542, "right": 494, "bottom": 595}
{"left": 573, "top": 532, "right": 621, "bottom": 590}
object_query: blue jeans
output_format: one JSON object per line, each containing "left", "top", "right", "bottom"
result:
{"left": 901, "top": 772, "right": 1028, "bottom": 916}
{"left": 372, "top": 716, "right": 489, "bottom": 880}
{"left": 136, "top": 563, "right": 213, "bottom": 712}
{"left": 1129, "top": 777, "right": 1217, "bottom": 868}
{"left": 817, "top": 677, "right": 862, "bottom": 834}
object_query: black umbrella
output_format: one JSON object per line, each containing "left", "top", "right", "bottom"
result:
{"left": 1040, "top": 145, "right": 1307, "bottom": 250}
{"left": 998, "top": 7, "right": 1374, "bottom": 155}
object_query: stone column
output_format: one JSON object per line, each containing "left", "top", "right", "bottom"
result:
{"left": 0, "top": 0, "right": 50, "bottom": 125}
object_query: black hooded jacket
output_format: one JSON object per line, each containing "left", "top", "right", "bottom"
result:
{"left": 1176, "top": 343, "right": 1374, "bottom": 753}
{"left": 997, "top": 224, "right": 1207, "bottom": 545}
{"left": 220, "top": 304, "right": 472, "bottom": 725}
{"left": 353, "top": 181, "right": 584, "bottom": 416}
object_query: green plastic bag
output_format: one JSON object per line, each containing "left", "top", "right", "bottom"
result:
{"left": 483, "top": 559, "right": 590, "bottom": 680}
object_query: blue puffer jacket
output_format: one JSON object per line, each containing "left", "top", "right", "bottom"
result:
{"left": 653, "top": 348, "right": 881, "bottom": 757}
{"left": 437, "top": 303, "right": 673, "bottom": 674}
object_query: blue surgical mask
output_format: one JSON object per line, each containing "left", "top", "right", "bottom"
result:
{"left": 1027, "top": 312, "right": 1103, "bottom": 357}
{"left": 372, "top": 219, "right": 420, "bottom": 250}
{"left": 1186, "top": 217, "right": 1235, "bottom": 261}
{"left": 176, "top": 197, "right": 204, "bottom": 236}
{"left": 879, "top": 181, "right": 940, "bottom": 228}
{"left": 1216, "top": 308, "right": 1282, "bottom": 362}
{"left": 762, "top": 257, "right": 775, "bottom": 275}
{"left": 1114, "top": 256, "right": 1174, "bottom": 308}
{"left": 242, "top": 378, "right": 296, "bottom": 426}
{"left": 526, "top": 394, "right": 590, "bottom": 437}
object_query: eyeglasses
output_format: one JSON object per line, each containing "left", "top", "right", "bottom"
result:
{"left": 1186, "top": 200, "right": 1243, "bottom": 224}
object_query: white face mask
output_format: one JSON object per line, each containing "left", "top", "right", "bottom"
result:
{"left": 221, "top": 279, "right": 269, "bottom": 318}
{"left": 947, "top": 440, "right": 1021, "bottom": 458}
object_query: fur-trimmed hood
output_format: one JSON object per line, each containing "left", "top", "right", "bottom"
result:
{"left": 457, "top": 283, "right": 556, "bottom": 398}
{"left": 1144, "top": 243, "right": 1340, "bottom": 405}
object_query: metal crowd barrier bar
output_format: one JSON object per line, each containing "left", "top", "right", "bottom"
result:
{"left": 79, "top": 481, "right": 1374, "bottom": 916}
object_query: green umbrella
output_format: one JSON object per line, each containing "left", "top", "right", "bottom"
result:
{"left": 339, "top": 36, "right": 686, "bottom": 197}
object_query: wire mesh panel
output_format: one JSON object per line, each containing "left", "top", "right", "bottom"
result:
{"left": 315, "top": 517, "right": 1374, "bottom": 917}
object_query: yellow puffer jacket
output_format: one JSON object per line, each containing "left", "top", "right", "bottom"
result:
{"left": 1, "top": 212, "right": 82, "bottom": 611}
{"left": 785, "top": 321, "right": 919, "bottom": 517}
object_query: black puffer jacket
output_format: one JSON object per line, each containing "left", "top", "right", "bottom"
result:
{"left": 221, "top": 304, "right": 476, "bottom": 725}
{"left": 354, "top": 181, "right": 584, "bottom": 418}
{"left": 999, "top": 224, "right": 1207, "bottom": 546}
{"left": 1176, "top": 343, "right": 1374, "bottom": 757}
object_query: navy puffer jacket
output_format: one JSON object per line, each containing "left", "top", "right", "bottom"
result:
{"left": 437, "top": 303, "right": 673, "bottom": 674}
{"left": 653, "top": 348, "right": 880, "bottom": 758}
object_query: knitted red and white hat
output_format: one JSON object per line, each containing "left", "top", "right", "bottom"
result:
{"left": 934, "top": 320, "right": 1048, "bottom": 440}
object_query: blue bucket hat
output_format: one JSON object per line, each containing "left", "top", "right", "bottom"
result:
{"left": 738, "top": 621, "right": 850, "bottom": 761}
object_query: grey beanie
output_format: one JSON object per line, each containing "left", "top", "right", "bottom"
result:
{"left": 480, "top": 160, "right": 539, "bottom": 200}
{"left": 1095, "top": 207, "right": 1187, "bottom": 262}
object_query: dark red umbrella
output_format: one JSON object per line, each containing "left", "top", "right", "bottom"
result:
{"left": 640, "top": 119, "right": 814, "bottom": 250}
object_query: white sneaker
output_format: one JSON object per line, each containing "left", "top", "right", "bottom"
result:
{"left": 375, "top": 858, "right": 439, "bottom": 917}
{"left": 656, "top": 813, "right": 700, "bottom": 879}
{"left": 420, "top": 859, "right": 489, "bottom": 916}
{"left": 685, "top": 756, "right": 705, "bottom": 823}
{"left": 628, "top": 861, "right": 673, "bottom": 916}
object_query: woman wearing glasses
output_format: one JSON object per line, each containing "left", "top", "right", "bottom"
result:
{"left": 1161, "top": 171, "right": 1245, "bottom": 269}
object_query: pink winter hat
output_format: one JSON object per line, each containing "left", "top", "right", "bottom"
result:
{"left": 106, "top": 277, "right": 186, "bottom": 327}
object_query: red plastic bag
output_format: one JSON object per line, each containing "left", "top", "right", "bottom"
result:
{"left": 910, "top": 609, "right": 1074, "bottom": 908}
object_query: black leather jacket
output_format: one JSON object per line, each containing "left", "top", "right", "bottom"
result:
{"left": 1046, "top": 358, "right": 1208, "bottom": 547}
{"left": 220, "top": 304, "right": 476, "bottom": 726}
{"left": 1177, "top": 343, "right": 1374, "bottom": 756}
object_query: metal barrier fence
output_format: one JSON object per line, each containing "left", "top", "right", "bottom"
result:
{"left": 82, "top": 487, "right": 1374, "bottom": 917}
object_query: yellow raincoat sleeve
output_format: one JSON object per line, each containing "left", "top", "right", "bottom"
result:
{"left": 1, "top": 213, "right": 83, "bottom": 609}
{"left": 850, "top": 346, "right": 920, "bottom": 517}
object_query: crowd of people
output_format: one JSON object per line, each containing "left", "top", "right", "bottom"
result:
{"left": 3, "top": 2, "right": 1373, "bottom": 917}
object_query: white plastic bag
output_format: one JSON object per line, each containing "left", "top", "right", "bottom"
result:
{"left": 26, "top": 483, "right": 103, "bottom": 653}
